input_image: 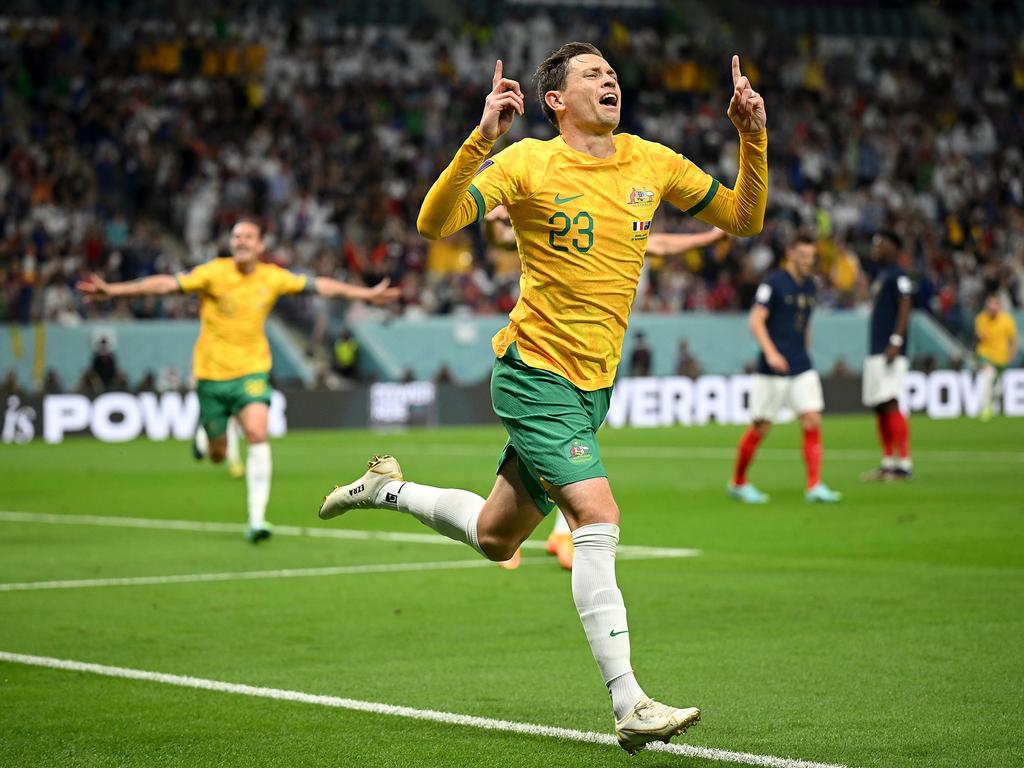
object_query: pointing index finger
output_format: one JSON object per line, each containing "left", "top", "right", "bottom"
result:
{"left": 732, "top": 54, "right": 741, "bottom": 86}
{"left": 492, "top": 59, "right": 503, "bottom": 89}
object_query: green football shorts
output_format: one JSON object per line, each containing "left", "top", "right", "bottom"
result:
{"left": 490, "top": 344, "right": 612, "bottom": 515}
{"left": 978, "top": 356, "right": 1008, "bottom": 375}
{"left": 196, "top": 372, "right": 272, "bottom": 439}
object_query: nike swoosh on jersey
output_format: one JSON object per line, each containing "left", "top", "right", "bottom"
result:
{"left": 554, "top": 193, "right": 584, "bottom": 205}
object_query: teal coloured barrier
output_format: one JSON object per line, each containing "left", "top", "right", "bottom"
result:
{"left": 0, "top": 320, "right": 312, "bottom": 390}
{"left": 350, "top": 310, "right": 971, "bottom": 383}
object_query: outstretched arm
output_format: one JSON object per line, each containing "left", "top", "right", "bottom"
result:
{"left": 313, "top": 276, "right": 401, "bottom": 305}
{"left": 77, "top": 274, "right": 179, "bottom": 301}
{"left": 483, "top": 205, "right": 518, "bottom": 251}
{"left": 417, "top": 60, "right": 524, "bottom": 241}
{"left": 693, "top": 56, "right": 768, "bottom": 238}
{"left": 645, "top": 228, "right": 726, "bottom": 257}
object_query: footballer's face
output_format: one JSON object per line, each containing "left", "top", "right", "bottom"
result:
{"left": 552, "top": 54, "right": 621, "bottom": 132}
{"left": 230, "top": 222, "right": 264, "bottom": 266}
{"left": 788, "top": 242, "right": 816, "bottom": 279}
{"left": 986, "top": 295, "right": 1001, "bottom": 315}
{"left": 871, "top": 235, "right": 894, "bottom": 263}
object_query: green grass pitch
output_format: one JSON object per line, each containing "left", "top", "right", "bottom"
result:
{"left": 1, "top": 415, "right": 1022, "bottom": 768}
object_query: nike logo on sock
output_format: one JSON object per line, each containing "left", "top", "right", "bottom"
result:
{"left": 610, "top": 629, "right": 629, "bottom": 637}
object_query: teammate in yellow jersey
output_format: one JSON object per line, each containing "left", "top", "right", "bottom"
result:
{"left": 319, "top": 42, "right": 767, "bottom": 753}
{"left": 79, "top": 218, "right": 399, "bottom": 542}
{"left": 975, "top": 293, "right": 1019, "bottom": 421}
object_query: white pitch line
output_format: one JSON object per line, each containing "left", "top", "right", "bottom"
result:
{"left": 412, "top": 443, "right": 1024, "bottom": 464}
{"left": 0, "top": 511, "right": 702, "bottom": 559}
{"left": 0, "top": 651, "right": 848, "bottom": 768}
{"left": 0, "top": 558, "right": 519, "bottom": 592}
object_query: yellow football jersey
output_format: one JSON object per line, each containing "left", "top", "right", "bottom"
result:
{"left": 469, "top": 133, "right": 720, "bottom": 390}
{"left": 975, "top": 310, "right": 1017, "bottom": 366}
{"left": 176, "top": 258, "right": 308, "bottom": 380}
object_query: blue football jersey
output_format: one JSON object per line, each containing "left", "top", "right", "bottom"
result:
{"left": 754, "top": 270, "right": 815, "bottom": 376}
{"left": 869, "top": 266, "right": 913, "bottom": 355}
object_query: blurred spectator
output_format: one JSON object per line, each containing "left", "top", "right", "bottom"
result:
{"left": 332, "top": 329, "right": 360, "bottom": 379}
{"left": 136, "top": 371, "right": 158, "bottom": 393}
{"left": 42, "top": 369, "right": 64, "bottom": 394}
{"left": 0, "top": 6, "right": 1019, "bottom": 351}
{"left": 91, "top": 337, "right": 120, "bottom": 390}
{"left": 674, "top": 340, "right": 701, "bottom": 378}
{"left": 629, "top": 332, "right": 653, "bottom": 377}
{"left": 157, "top": 366, "right": 183, "bottom": 392}
{"left": 1, "top": 370, "right": 26, "bottom": 399}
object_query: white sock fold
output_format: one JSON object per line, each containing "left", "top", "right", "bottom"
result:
{"left": 378, "top": 481, "right": 485, "bottom": 557}
{"left": 246, "top": 442, "right": 271, "bottom": 528}
{"left": 194, "top": 426, "right": 209, "bottom": 458}
{"left": 980, "top": 367, "right": 996, "bottom": 413}
{"left": 571, "top": 523, "right": 646, "bottom": 719}
{"left": 226, "top": 418, "right": 240, "bottom": 465}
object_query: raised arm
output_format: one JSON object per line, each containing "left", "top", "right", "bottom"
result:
{"left": 417, "top": 60, "right": 524, "bottom": 241}
{"left": 694, "top": 56, "right": 768, "bottom": 238}
{"left": 77, "top": 274, "right": 180, "bottom": 302}
{"left": 313, "top": 276, "right": 400, "bottom": 305}
{"left": 645, "top": 228, "right": 726, "bottom": 257}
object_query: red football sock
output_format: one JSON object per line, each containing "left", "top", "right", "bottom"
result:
{"left": 802, "top": 426, "right": 822, "bottom": 489}
{"left": 875, "top": 411, "right": 894, "bottom": 458}
{"left": 888, "top": 409, "right": 910, "bottom": 459}
{"left": 733, "top": 427, "right": 763, "bottom": 486}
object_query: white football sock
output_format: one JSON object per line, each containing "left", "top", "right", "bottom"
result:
{"left": 226, "top": 418, "right": 240, "bottom": 465}
{"left": 571, "top": 523, "right": 646, "bottom": 719}
{"left": 979, "top": 367, "right": 996, "bottom": 413}
{"left": 377, "top": 481, "right": 485, "bottom": 557}
{"left": 246, "top": 442, "right": 272, "bottom": 527}
{"left": 194, "top": 425, "right": 209, "bottom": 458}
{"left": 551, "top": 509, "right": 571, "bottom": 535}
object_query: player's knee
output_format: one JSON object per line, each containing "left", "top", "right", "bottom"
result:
{"left": 477, "top": 533, "right": 518, "bottom": 562}
{"left": 208, "top": 446, "right": 227, "bottom": 463}
{"left": 800, "top": 412, "right": 821, "bottom": 430}
{"left": 245, "top": 431, "right": 268, "bottom": 445}
{"left": 753, "top": 420, "right": 771, "bottom": 436}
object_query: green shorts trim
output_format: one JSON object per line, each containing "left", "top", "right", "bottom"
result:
{"left": 491, "top": 344, "right": 611, "bottom": 515}
{"left": 196, "top": 373, "right": 271, "bottom": 439}
{"left": 978, "top": 356, "right": 1008, "bottom": 375}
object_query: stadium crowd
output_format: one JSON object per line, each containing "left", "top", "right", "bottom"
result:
{"left": 1, "top": 7, "right": 1023, "bottom": 350}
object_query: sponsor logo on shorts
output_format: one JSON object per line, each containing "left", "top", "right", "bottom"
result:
{"left": 244, "top": 378, "right": 268, "bottom": 397}
{"left": 568, "top": 440, "right": 593, "bottom": 464}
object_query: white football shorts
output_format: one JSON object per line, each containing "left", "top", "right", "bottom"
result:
{"left": 749, "top": 370, "right": 824, "bottom": 421}
{"left": 861, "top": 354, "right": 909, "bottom": 407}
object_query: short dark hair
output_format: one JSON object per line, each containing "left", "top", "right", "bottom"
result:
{"left": 534, "top": 42, "right": 603, "bottom": 128}
{"left": 233, "top": 216, "right": 263, "bottom": 237}
{"left": 789, "top": 234, "right": 816, "bottom": 249}
{"left": 876, "top": 229, "right": 902, "bottom": 250}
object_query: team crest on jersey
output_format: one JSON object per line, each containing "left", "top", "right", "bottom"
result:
{"left": 628, "top": 187, "right": 655, "bottom": 206}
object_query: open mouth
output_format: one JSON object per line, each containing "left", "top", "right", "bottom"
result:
{"left": 599, "top": 93, "right": 618, "bottom": 107}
